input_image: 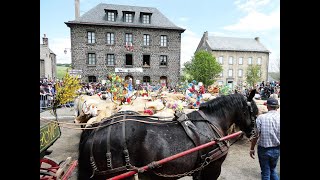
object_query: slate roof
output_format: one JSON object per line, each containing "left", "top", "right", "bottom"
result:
{"left": 65, "top": 3, "right": 185, "bottom": 31}
{"left": 207, "top": 36, "right": 270, "bottom": 53}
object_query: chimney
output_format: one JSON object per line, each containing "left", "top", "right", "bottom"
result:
{"left": 255, "top": 37, "right": 260, "bottom": 42}
{"left": 43, "top": 34, "right": 48, "bottom": 46}
{"left": 75, "top": 0, "right": 80, "bottom": 20}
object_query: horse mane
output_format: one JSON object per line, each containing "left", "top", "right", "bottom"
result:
{"left": 197, "top": 94, "right": 255, "bottom": 120}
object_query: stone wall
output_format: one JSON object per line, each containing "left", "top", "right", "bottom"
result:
{"left": 211, "top": 50, "right": 269, "bottom": 87}
{"left": 70, "top": 25, "right": 182, "bottom": 86}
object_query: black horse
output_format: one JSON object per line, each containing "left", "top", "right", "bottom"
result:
{"left": 78, "top": 91, "right": 258, "bottom": 180}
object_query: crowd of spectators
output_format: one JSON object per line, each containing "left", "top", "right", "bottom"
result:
{"left": 40, "top": 77, "right": 280, "bottom": 109}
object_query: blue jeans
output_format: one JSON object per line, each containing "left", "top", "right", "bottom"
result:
{"left": 258, "top": 145, "right": 280, "bottom": 180}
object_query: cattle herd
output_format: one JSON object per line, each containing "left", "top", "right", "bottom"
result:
{"left": 73, "top": 90, "right": 279, "bottom": 128}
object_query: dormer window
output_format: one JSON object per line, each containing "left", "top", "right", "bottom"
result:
{"left": 105, "top": 9, "right": 118, "bottom": 22}
{"left": 123, "top": 11, "right": 134, "bottom": 23}
{"left": 143, "top": 14, "right": 150, "bottom": 23}
{"left": 140, "top": 12, "right": 152, "bottom": 24}
{"left": 107, "top": 11, "right": 115, "bottom": 21}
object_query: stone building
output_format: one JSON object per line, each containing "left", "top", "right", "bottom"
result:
{"left": 65, "top": 3, "right": 185, "bottom": 87}
{"left": 40, "top": 34, "right": 57, "bottom": 80}
{"left": 196, "top": 31, "right": 270, "bottom": 89}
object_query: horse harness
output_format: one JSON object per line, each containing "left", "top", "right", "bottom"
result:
{"left": 88, "top": 111, "right": 230, "bottom": 178}
{"left": 174, "top": 111, "right": 230, "bottom": 169}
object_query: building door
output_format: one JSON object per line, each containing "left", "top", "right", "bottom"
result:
{"left": 88, "top": 76, "right": 97, "bottom": 82}
{"left": 125, "top": 75, "right": 134, "bottom": 86}
{"left": 160, "top": 76, "right": 167, "bottom": 87}
{"left": 227, "top": 80, "right": 233, "bottom": 89}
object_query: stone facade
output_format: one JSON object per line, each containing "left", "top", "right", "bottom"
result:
{"left": 40, "top": 35, "right": 56, "bottom": 80}
{"left": 196, "top": 32, "right": 270, "bottom": 88}
{"left": 69, "top": 25, "right": 182, "bottom": 86}
{"left": 66, "top": 3, "right": 185, "bottom": 87}
{"left": 211, "top": 50, "right": 269, "bottom": 87}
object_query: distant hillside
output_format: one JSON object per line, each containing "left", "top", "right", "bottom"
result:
{"left": 56, "top": 64, "right": 70, "bottom": 79}
{"left": 57, "top": 63, "right": 71, "bottom": 67}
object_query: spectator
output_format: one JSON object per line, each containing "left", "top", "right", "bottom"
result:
{"left": 249, "top": 98, "right": 280, "bottom": 180}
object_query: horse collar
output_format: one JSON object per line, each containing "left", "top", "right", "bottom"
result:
{"left": 197, "top": 110, "right": 224, "bottom": 138}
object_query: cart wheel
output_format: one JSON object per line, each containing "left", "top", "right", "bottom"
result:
{"left": 40, "top": 157, "right": 60, "bottom": 180}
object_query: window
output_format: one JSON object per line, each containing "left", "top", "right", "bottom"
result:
{"left": 248, "top": 57, "right": 252, "bottom": 64}
{"left": 88, "top": 76, "right": 97, "bottom": 82}
{"left": 124, "top": 12, "right": 133, "bottom": 23}
{"left": 160, "top": 55, "right": 167, "bottom": 66}
{"left": 106, "top": 54, "right": 115, "bottom": 66}
{"left": 218, "top": 56, "right": 223, "bottom": 64}
{"left": 88, "top": 53, "right": 96, "bottom": 65}
{"left": 87, "top": 31, "right": 95, "bottom": 44}
{"left": 160, "top": 35, "right": 167, "bottom": 47}
{"left": 238, "top": 69, "right": 243, "bottom": 77}
{"left": 142, "top": 14, "right": 150, "bottom": 24}
{"left": 125, "top": 54, "right": 133, "bottom": 66}
{"left": 107, "top": 11, "right": 116, "bottom": 21}
{"left": 106, "top": 32, "right": 114, "bottom": 45}
{"left": 228, "top": 56, "right": 233, "bottom": 65}
{"left": 143, "top": 34, "right": 150, "bottom": 46}
{"left": 218, "top": 81, "right": 223, "bottom": 86}
{"left": 125, "top": 33, "right": 133, "bottom": 44}
{"left": 257, "top": 57, "right": 262, "bottom": 65}
{"left": 228, "top": 69, "right": 233, "bottom": 77}
{"left": 239, "top": 57, "right": 243, "bottom": 65}
{"left": 143, "top": 55, "right": 150, "bottom": 67}
{"left": 143, "top": 76, "right": 151, "bottom": 83}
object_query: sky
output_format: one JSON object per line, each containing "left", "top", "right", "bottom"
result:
{"left": 40, "top": 0, "right": 280, "bottom": 72}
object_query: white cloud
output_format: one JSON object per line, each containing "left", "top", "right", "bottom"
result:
{"left": 181, "top": 30, "right": 201, "bottom": 67}
{"left": 223, "top": 6, "right": 279, "bottom": 32}
{"left": 234, "top": 0, "right": 271, "bottom": 12}
{"left": 49, "top": 37, "right": 72, "bottom": 64}
{"left": 178, "top": 17, "right": 189, "bottom": 22}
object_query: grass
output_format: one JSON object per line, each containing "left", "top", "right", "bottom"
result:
{"left": 56, "top": 65, "right": 69, "bottom": 79}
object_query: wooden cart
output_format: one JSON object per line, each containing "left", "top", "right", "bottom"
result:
{"left": 40, "top": 120, "right": 78, "bottom": 180}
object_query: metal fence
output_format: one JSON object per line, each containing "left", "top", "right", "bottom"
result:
{"left": 40, "top": 95, "right": 74, "bottom": 111}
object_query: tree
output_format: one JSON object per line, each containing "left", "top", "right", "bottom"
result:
{"left": 182, "top": 50, "right": 222, "bottom": 86}
{"left": 269, "top": 57, "right": 280, "bottom": 81}
{"left": 53, "top": 73, "right": 81, "bottom": 119}
{"left": 246, "top": 65, "right": 262, "bottom": 87}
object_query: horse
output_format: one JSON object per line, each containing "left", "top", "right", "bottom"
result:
{"left": 77, "top": 90, "right": 258, "bottom": 180}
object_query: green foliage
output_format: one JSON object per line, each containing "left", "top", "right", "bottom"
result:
{"left": 220, "top": 85, "right": 232, "bottom": 95}
{"left": 56, "top": 63, "right": 71, "bottom": 67}
{"left": 182, "top": 50, "right": 222, "bottom": 86}
{"left": 56, "top": 65, "right": 69, "bottom": 79}
{"left": 180, "top": 71, "right": 192, "bottom": 82}
{"left": 54, "top": 73, "right": 81, "bottom": 106}
{"left": 52, "top": 73, "right": 81, "bottom": 119}
{"left": 246, "top": 65, "right": 262, "bottom": 87}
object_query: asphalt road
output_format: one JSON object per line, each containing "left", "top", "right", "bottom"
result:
{"left": 41, "top": 107, "right": 280, "bottom": 180}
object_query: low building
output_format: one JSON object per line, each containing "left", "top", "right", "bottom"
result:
{"left": 65, "top": 3, "right": 185, "bottom": 87}
{"left": 40, "top": 34, "right": 57, "bottom": 80}
{"left": 196, "top": 31, "right": 270, "bottom": 89}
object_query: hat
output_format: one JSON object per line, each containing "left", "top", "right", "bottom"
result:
{"left": 266, "top": 98, "right": 279, "bottom": 106}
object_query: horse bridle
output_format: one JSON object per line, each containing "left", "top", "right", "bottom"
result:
{"left": 247, "top": 101, "right": 258, "bottom": 140}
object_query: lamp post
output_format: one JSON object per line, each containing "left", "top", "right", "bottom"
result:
{"left": 64, "top": 48, "right": 71, "bottom": 54}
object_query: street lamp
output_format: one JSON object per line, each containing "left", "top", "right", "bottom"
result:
{"left": 64, "top": 48, "right": 71, "bottom": 54}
